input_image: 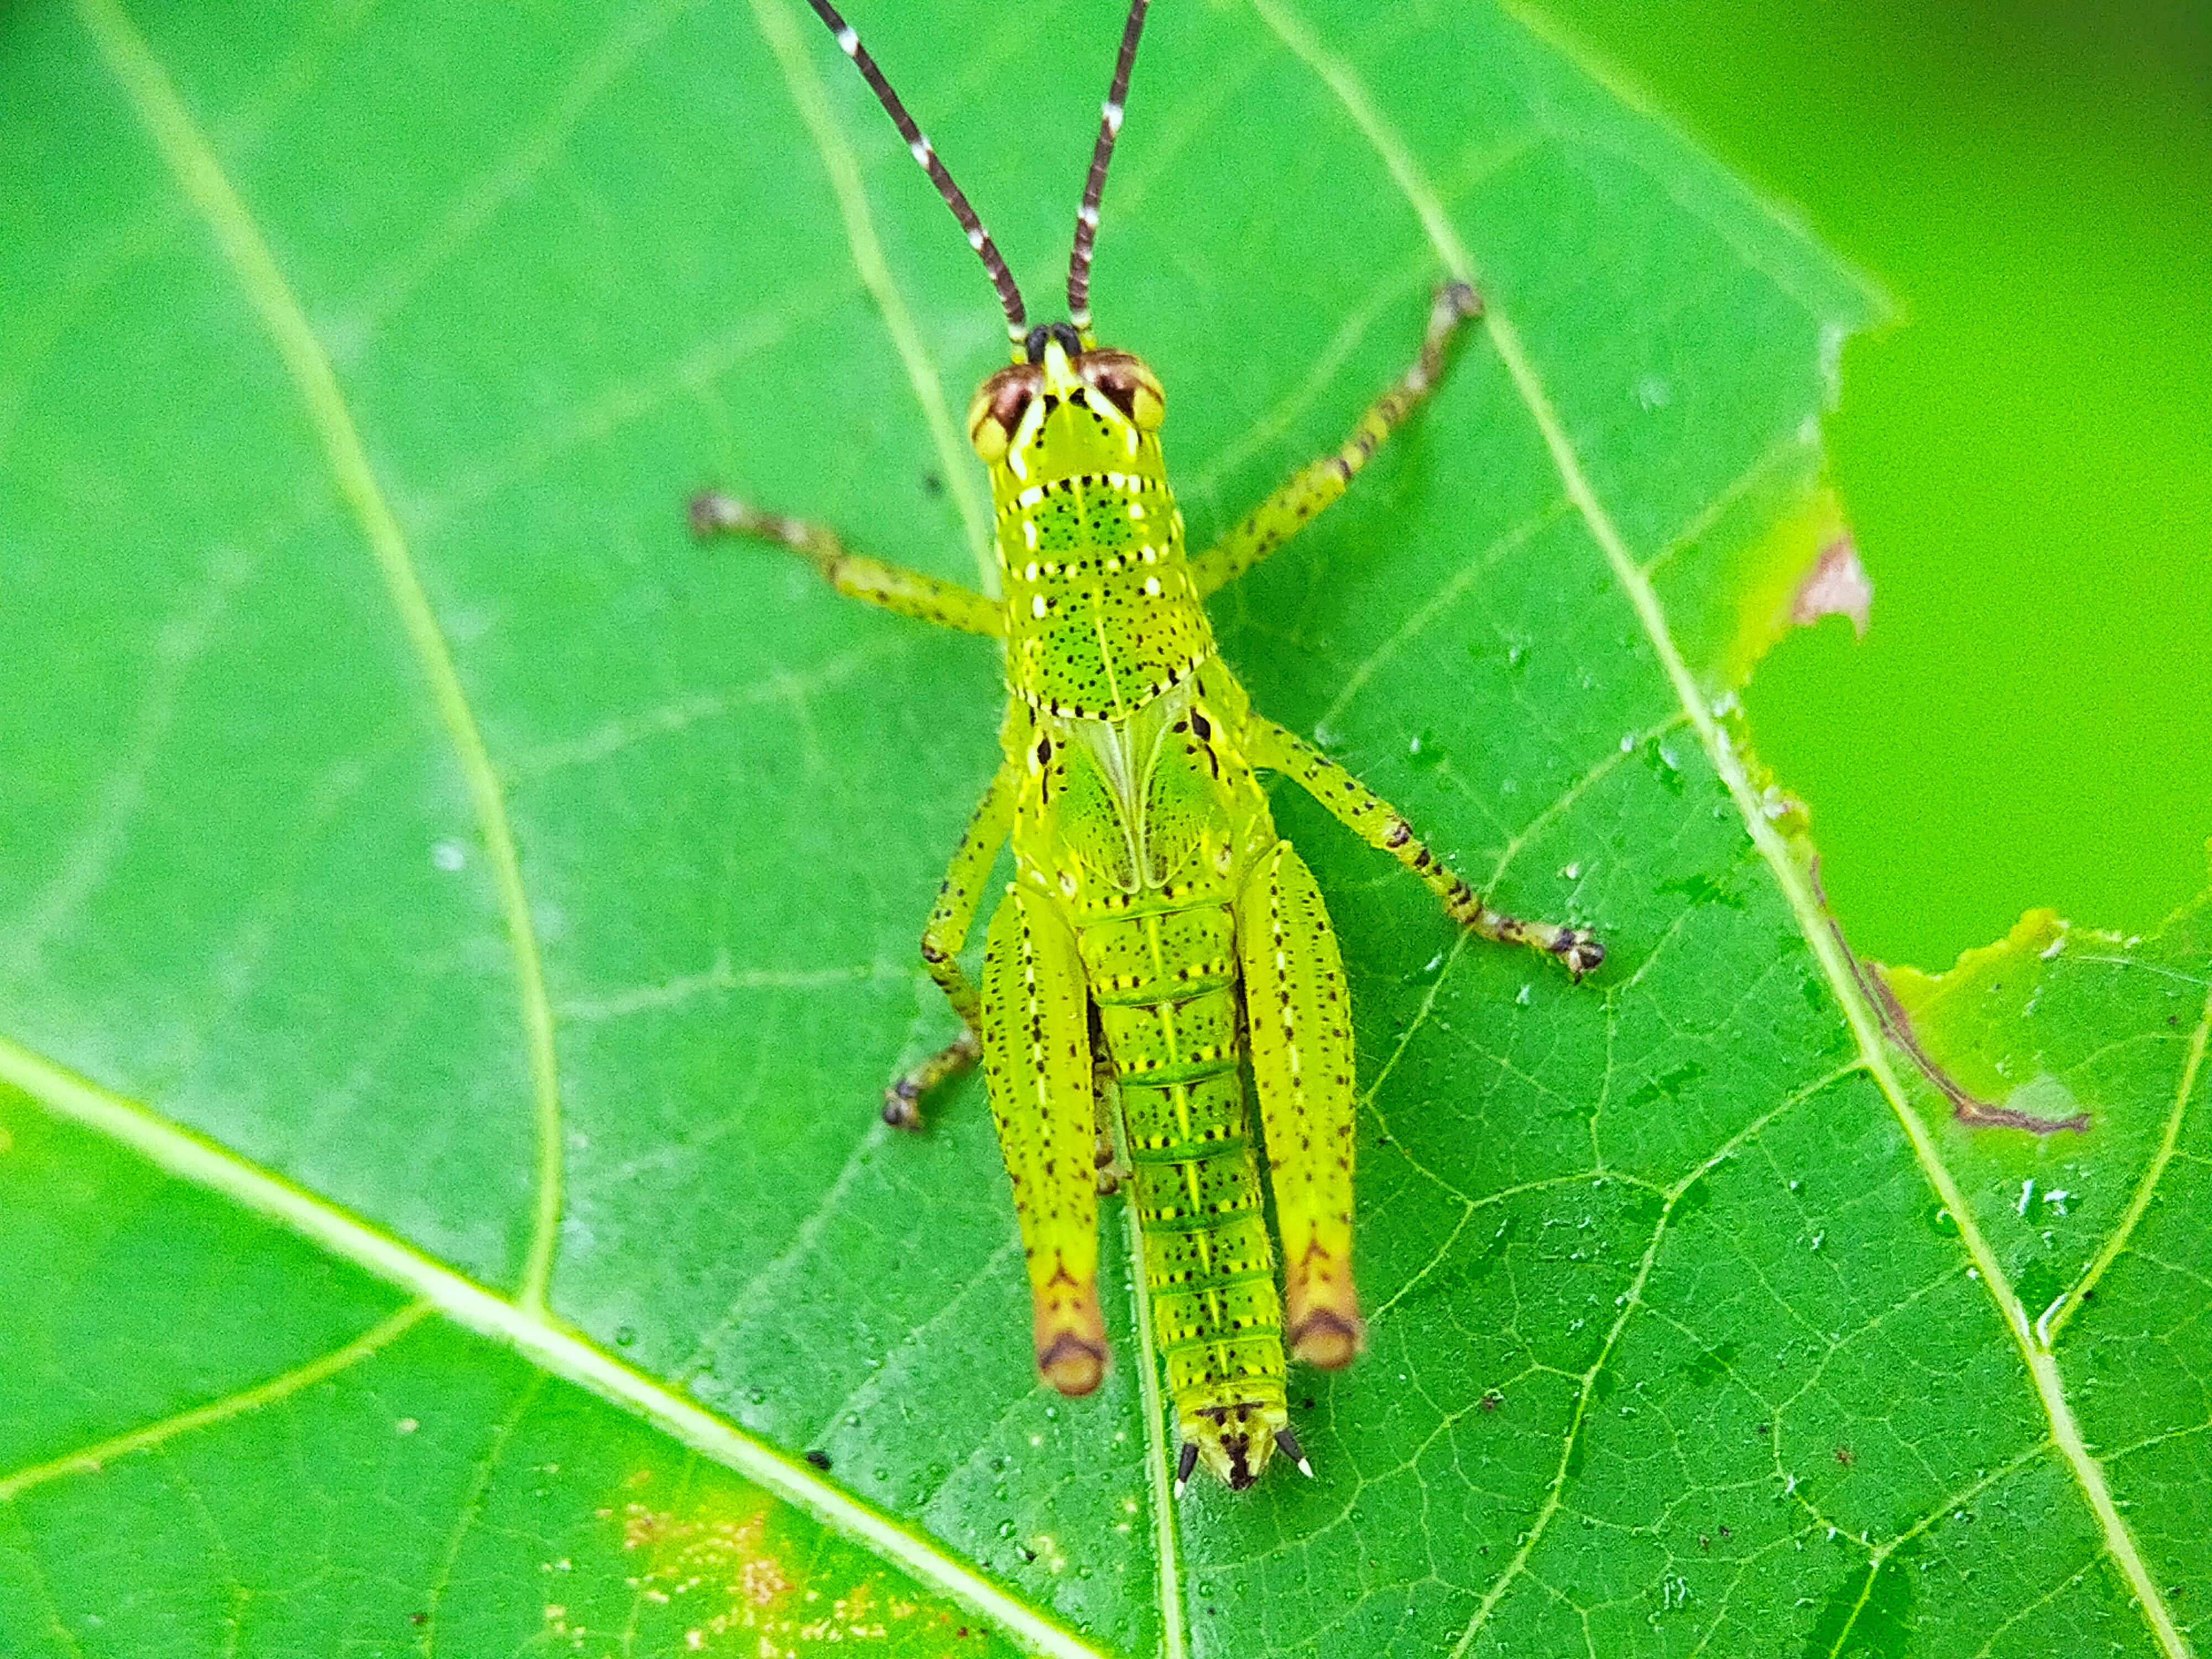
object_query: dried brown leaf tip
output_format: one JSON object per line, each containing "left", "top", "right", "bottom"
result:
{"left": 1792, "top": 534, "right": 1872, "bottom": 635}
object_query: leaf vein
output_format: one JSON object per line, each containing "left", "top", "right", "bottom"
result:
{"left": 745, "top": 0, "right": 993, "bottom": 586}
{"left": 73, "top": 0, "right": 568, "bottom": 1313}
{"left": 0, "top": 1303, "right": 432, "bottom": 1503}
{"left": 0, "top": 1037, "right": 1106, "bottom": 1659}
{"left": 418, "top": 1372, "right": 547, "bottom": 1656}
{"left": 2041, "top": 965, "right": 2212, "bottom": 1347}
{"left": 1241, "top": 7, "right": 2192, "bottom": 1651}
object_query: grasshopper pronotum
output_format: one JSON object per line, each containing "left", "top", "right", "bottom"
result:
{"left": 694, "top": 0, "right": 1601, "bottom": 1493}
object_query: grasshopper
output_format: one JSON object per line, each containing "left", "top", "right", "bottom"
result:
{"left": 694, "top": 0, "right": 1601, "bottom": 1493}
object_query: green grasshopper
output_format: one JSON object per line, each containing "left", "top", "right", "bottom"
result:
{"left": 694, "top": 0, "right": 1601, "bottom": 1493}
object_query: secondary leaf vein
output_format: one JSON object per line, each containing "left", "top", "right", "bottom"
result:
{"left": 74, "top": 0, "right": 568, "bottom": 1315}
{"left": 746, "top": 0, "right": 994, "bottom": 586}
{"left": 1248, "top": 5, "right": 2190, "bottom": 1654}
{"left": 2041, "top": 964, "right": 2212, "bottom": 1348}
{"left": 0, "top": 1303, "right": 433, "bottom": 1502}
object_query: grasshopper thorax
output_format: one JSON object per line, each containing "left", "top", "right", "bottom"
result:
{"left": 969, "top": 332, "right": 1203, "bottom": 720}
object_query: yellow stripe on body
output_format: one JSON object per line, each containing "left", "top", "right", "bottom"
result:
{"left": 979, "top": 887, "right": 1108, "bottom": 1396}
{"left": 1236, "top": 842, "right": 1363, "bottom": 1369}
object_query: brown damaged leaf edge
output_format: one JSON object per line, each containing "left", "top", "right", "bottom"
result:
{"left": 1814, "top": 868, "right": 2091, "bottom": 1136}
{"left": 1791, "top": 532, "right": 1872, "bottom": 635}
{"left": 1694, "top": 469, "right": 1874, "bottom": 691}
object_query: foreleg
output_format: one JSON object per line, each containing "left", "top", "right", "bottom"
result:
{"left": 1187, "top": 281, "right": 1484, "bottom": 597}
{"left": 691, "top": 491, "right": 1003, "bottom": 637}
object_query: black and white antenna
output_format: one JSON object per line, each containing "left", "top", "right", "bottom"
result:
{"left": 806, "top": 0, "right": 1029, "bottom": 342}
{"left": 1067, "top": 0, "right": 1150, "bottom": 337}
{"left": 805, "top": 1, "right": 1153, "bottom": 347}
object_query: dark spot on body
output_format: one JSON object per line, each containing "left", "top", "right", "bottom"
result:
{"left": 805, "top": 1448, "right": 832, "bottom": 1470}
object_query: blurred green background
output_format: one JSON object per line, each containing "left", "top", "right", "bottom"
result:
{"left": 1522, "top": 0, "right": 2212, "bottom": 971}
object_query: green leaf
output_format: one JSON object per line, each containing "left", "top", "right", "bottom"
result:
{"left": 0, "top": 1, "right": 2201, "bottom": 1656}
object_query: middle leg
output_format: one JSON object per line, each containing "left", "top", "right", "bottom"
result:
{"left": 885, "top": 762, "right": 1018, "bottom": 1128}
{"left": 1244, "top": 720, "right": 1603, "bottom": 979}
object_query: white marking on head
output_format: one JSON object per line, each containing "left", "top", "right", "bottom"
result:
{"left": 1010, "top": 392, "right": 1050, "bottom": 469}
{"left": 1040, "top": 335, "right": 1082, "bottom": 397}
{"left": 835, "top": 24, "right": 858, "bottom": 54}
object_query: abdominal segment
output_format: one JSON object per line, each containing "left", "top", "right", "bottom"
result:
{"left": 1079, "top": 905, "right": 1290, "bottom": 1451}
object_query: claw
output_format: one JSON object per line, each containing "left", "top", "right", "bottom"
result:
{"left": 1173, "top": 1441, "right": 1199, "bottom": 1496}
{"left": 688, "top": 488, "right": 743, "bottom": 536}
{"left": 1553, "top": 928, "right": 1604, "bottom": 982}
{"left": 881, "top": 1081, "right": 923, "bottom": 1130}
{"left": 1439, "top": 279, "right": 1485, "bottom": 322}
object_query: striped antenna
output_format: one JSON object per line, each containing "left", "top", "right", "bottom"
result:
{"left": 1067, "top": 0, "right": 1150, "bottom": 335}
{"left": 806, "top": 0, "right": 1028, "bottom": 343}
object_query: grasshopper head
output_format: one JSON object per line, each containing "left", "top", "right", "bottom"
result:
{"left": 967, "top": 324, "right": 1165, "bottom": 483}
{"left": 1177, "top": 1399, "right": 1305, "bottom": 1494}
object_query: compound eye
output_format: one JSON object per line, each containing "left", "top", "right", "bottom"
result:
{"left": 1129, "top": 374, "right": 1165, "bottom": 432}
{"left": 967, "top": 366, "right": 1037, "bottom": 462}
{"left": 967, "top": 391, "right": 1009, "bottom": 462}
{"left": 1079, "top": 350, "right": 1165, "bottom": 432}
